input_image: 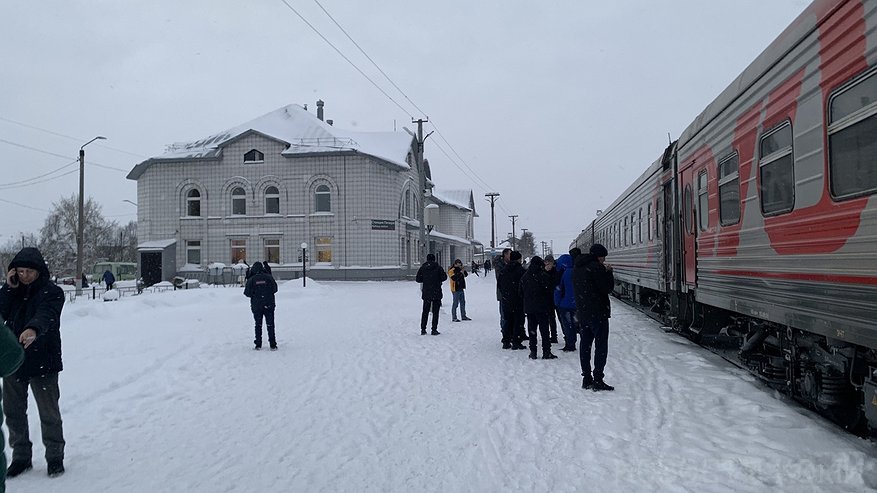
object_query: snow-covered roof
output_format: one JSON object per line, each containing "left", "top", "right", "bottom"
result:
{"left": 432, "top": 189, "right": 477, "bottom": 216}
{"left": 127, "top": 104, "right": 415, "bottom": 179}
{"left": 137, "top": 239, "right": 176, "bottom": 251}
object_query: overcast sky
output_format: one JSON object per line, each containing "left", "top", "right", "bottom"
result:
{"left": 0, "top": 0, "right": 811, "bottom": 253}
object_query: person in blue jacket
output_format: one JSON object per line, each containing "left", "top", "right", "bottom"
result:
{"left": 244, "top": 262, "right": 279, "bottom": 350}
{"left": 102, "top": 269, "right": 115, "bottom": 290}
{"left": 554, "top": 248, "right": 580, "bottom": 352}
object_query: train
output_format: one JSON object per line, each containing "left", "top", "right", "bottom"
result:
{"left": 571, "top": 0, "right": 877, "bottom": 433}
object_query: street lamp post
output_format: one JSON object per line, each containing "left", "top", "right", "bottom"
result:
{"left": 75, "top": 136, "right": 106, "bottom": 296}
{"left": 301, "top": 242, "right": 308, "bottom": 287}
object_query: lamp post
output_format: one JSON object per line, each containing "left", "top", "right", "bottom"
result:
{"left": 301, "top": 242, "right": 308, "bottom": 287}
{"left": 122, "top": 199, "right": 138, "bottom": 207}
{"left": 75, "top": 136, "right": 106, "bottom": 296}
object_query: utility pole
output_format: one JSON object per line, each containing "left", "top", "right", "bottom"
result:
{"left": 509, "top": 215, "right": 518, "bottom": 251}
{"left": 485, "top": 192, "right": 500, "bottom": 251}
{"left": 413, "top": 118, "right": 432, "bottom": 264}
{"left": 76, "top": 136, "right": 106, "bottom": 295}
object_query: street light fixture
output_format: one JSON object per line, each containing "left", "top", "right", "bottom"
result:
{"left": 122, "top": 199, "right": 138, "bottom": 207}
{"left": 75, "top": 136, "right": 106, "bottom": 296}
{"left": 300, "top": 242, "right": 308, "bottom": 287}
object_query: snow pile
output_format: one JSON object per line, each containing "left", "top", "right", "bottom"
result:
{"left": 9, "top": 276, "right": 877, "bottom": 492}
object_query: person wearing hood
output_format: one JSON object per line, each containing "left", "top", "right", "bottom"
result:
{"left": 0, "top": 247, "right": 66, "bottom": 478}
{"left": 572, "top": 244, "right": 615, "bottom": 391}
{"left": 244, "top": 262, "right": 279, "bottom": 350}
{"left": 520, "top": 256, "right": 557, "bottom": 360}
{"left": 497, "top": 251, "right": 526, "bottom": 350}
{"left": 415, "top": 254, "right": 447, "bottom": 335}
{"left": 102, "top": 269, "right": 116, "bottom": 290}
{"left": 554, "top": 249, "right": 580, "bottom": 351}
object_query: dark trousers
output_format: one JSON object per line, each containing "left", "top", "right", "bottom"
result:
{"left": 501, "top": 305, "right": 524, "bottom": 344}
{"left": 557, "top": 308, "right": 578, "bottom": 349}
{"left": 2, "top": 373, "right": 65, "bottom": 462}
{"left": 421, "top": 299, "right": 440, "bottom": 331}
{"left": 252, "top": 304, "right": 276, "bottom": 346}
{"left": 526, "top": 312, "right": 551, "bottom": 353}
{"left": 578, "top": 314, "right": 610, "bottom": 380}
{"left": 548, "top": 306, "right": 558, "bottom": 340}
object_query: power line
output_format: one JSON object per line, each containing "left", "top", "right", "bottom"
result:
{"left": 0, "top": 197, "right": 51, "bottom": 213}
{"left": 0, "top": 168, "right": 78, "bottom": 191}
{"left": 0, "top": 137, "right": 128, "bottom": 173}
{"left": 0, "top": 115, "right": 147, "bottom": 158}
{"left": 278, "top": 0, "right": 413, "bottom": 119}
{"left": 0, "top": 160, "right": 77, "bottom": 188}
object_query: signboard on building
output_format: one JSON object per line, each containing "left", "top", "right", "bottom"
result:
{"left": 371, "top": 219, "right": 396, "bottom": 231}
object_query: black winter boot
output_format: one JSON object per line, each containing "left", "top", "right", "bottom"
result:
{"left": 47, "top": 459, "right": 65, "bottom": 477}
{"left": 511, "top": 342, "right": 526, "bottom": 350}
{"left": 6, "top": 459, "right": 32, "bottom": 477}
{"left": 542, "top": 351, "right": 557, "bottom": 360}
{"left": 592, "top": 380, "right": 615, "bottom": 391}
{"left": 529, "top": 350, "right": 538, "bottom": 359}
{"left": 431, "top": 329, "right": 441, "bottom": 335}
{"left": 582, "top": 376, "right": 593, "bottom": 389}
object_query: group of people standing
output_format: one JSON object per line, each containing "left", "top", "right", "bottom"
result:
{"left": 493, "top": 244, "right": 616, "bottom": 391}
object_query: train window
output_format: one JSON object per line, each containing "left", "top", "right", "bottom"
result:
{"left": 647, "top": 204, "right": 653, "bottom": 241}
{"left": 638, "top": 208, "right": 643, "bottom": 244}
{"left": 683, "top": 185, "right": 693, "bottom": 234}
{"left": 759, "top": 122, "right": 795, "bottom": 215}
{"left": 631, "top": 212, "right": 636, "bottom": 245}
{"left": 623, "top": 217, "right": 628, "bottom": 247}
{"left": 717, "top": 152, "right": 741, "bottom": 225}
{"left": 828, "top": 69, "right": 877, "bottom": 199}
{"left": 697, "top": 171, "right": 709, "bottom": 231}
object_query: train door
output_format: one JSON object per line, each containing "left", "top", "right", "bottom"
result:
{"left": 682, "top": 179, "right": 697, "bottom": 289}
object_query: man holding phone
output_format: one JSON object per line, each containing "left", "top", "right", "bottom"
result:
{"left": 0, "top": 247, "right": 66, "bottom": 478}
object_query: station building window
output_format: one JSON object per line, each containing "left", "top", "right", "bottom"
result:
{"left": 263, "top": 238, "right": 280, "bottom": 264}
{"left": 186, "top": 189, "right": 201, "bottom": 217}
{"left": 186, "top": 240, "right": 201, "bottom": 265}
{"left": 265, "top": 186, "right": 280, "bottom": 214}
{"left": 231, "top": 239, "right": 247, "bottom": 264}
{"left": 244, "top": 149, "right": 264, "bottom": 163}
{"left": 759, "top": 122, "right": 794, "bottom": 215}
{"left": 828, "top": 69, "right": 877, "bottom": 199}
{"left": 315, "top": 236, "right": 333, "bottom": 263}
{"left": 231, "top": 187, "right": 247, "bottom": 215}
{"left": 315, "top": 185, "right": 331, "bottom": 212}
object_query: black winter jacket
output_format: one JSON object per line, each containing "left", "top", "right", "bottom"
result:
{"left": 520, "top": 258, "right": 554, "bottom": 315}
{"left": 244, "top": 263, "right": 278, "bottom": 308}
{"left": 0, "top": 248, "right": 65, "bottom": 380}
{"left": 416, "top": 261, "right": 447, "bottom": 301}
{"left": 498, "top": 261, "right": 525, "bottom": 310}
{"left": 571, "top": 253, "right": 615, "bottom": 319}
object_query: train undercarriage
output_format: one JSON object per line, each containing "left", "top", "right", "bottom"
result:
{"left": 616, "top": 281, "right": 877, "bottom": 435}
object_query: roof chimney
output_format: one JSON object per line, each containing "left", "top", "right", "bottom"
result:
{"left": 326, "top": 119, "right": 333, "bottom": 126}
{"left": 316, "top": 100, "right": 324, "bottom": 121}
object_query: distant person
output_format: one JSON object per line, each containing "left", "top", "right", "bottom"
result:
{"left": 471, "top": 260, "right": 480, "bottom": 277}
{"left": 415, "top": 254, "right": 447, "bottom": 335}
{"left": 448, "top": 259, "right": 471, "bottom": 322}
{"left": 80, "top": 272, "right": 89, "bottom": 289}
{"left": 483, "top": 258, "right": 491, "bottom": 274}
{"left": 520, "top": 256, "right": 557, "bottom": 360}
{"left": 102, "top": 269, "right": 115, "bottom": 290}
{"left": 244, "top": 262, "right": 279, "bottom": 350}
{"left": 543, "top": 255, "right": 559, "bottom": 344}
{"left": 493, "top": 249, "right": 511, "bottom": 338}
{"left": 0, "top": 247, "right": 67, "bottom": 478}
{"left": 0, "top": 303, "right": 24, "bottom": 490}
{"left": 572, "top": 244, "right": 615, "bottom": 391}
{"left": 554, "top": 249, "right": 579, "bottom": 352}
{"left": 497, "top": 251, "right": 526, "bottom": 350}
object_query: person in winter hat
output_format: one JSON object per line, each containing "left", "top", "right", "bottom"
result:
{"left": 554, "top": 252, "right": 578, "bottom": 351}
{"left": 520, "top": 256, "right": 557, "bottom": 360}
{"left": 543, "top": 255, "right": 560, "bottom": 344}
{"left": 0, "top": 247, "right": 67, "bottom": 478}
{"left": 448, "top": 259, "right": 471, "bottom": 322}
{"left": 244, "top": 262, "right": 279, "bottom": 350}
{"left": 572, "top": 243, "right": 615, "bottom": 391}
{"left": 497, "top": 251, "right": 526, "bottom": 350}
{"left": 415, "top": 254, "right": 447, "bottom": 335}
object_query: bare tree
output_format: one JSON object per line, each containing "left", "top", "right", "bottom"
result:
{"left": 519, "top": 231, "right": 536, "bottom": 258}
{"left": 39, "top": 195, "right": 114, "bottom": 277}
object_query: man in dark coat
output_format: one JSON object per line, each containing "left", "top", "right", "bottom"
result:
{"left": 415, "top": 254, "right": 447, "bottom": 335}
{"left": 493, "top": 249, "right": 511, "bottom": 336}
{"left": 102, "top": 269, "right": 115, "bottom": 290}
{"left": 244, "top": 262, "right": 279, "bottom": 350}
{"left": 520, "top": 256, "right": 557, "bottom": 360}
{"left": 497, "top": 251, "right": 526, "bottom": 350}
{"left": 572, "top": 243, "right": 615, "bottom": 391}
{"left": 0, "top": 247, "right": 66, "bottom": 477}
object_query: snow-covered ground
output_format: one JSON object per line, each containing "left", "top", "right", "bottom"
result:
{"left": 8, "top": 274, "right": 877, "bottom": 492}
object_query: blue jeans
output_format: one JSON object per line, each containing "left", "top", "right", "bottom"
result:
{"left": 452, "top": 290, "right": 467, "bottom": 320}
{"left": 578, "top": 314, "right": 609, "bottom": 380}
{"left": 557, "top": 307, "right": 578, "bottom": 349}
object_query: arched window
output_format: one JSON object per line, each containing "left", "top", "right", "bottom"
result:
{"left": 186, "top": 189, "right": 201, "bottom": 217}
{"left": 405, "top": 190, "right": 412, "bottom": 218}
{"left": 244, "top": 149, "right": 264, "bottom": 163}
{"left": 231, "top": 187, "right": 246, "bottom": 215}
{"left": 265, "top": 186, "right": 280, "bottom": 214}
{"left": 315, "top": 184, "right": 331, "bottom": 212}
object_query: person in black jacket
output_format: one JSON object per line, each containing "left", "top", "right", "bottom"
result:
{"left": 244, "top": 262, "right": 279, "bottom": 350}
{"left": 415, "top": 254, "right": 447, "bottom": 335}
{"left": 498, "top": 251, "right": 526, "bottom": 350}
{"left": 572, "top": 244, "right": 616, "bottom": 391}
{"left": 0, "top": 247, "right": 66, "bottom": 478}
{"left": 520, "top": 256, "right": 557, "bottom": 360}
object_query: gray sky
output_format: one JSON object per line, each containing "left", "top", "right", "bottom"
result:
{"left": 0, "top": 0, "right": 811, "bottom": 252}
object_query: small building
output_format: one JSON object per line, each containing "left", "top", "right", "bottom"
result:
{"left": 127, "top": 103, "right": 477, "bottom": 283}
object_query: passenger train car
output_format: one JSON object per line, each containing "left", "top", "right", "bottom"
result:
{"left": 572, "top": 0, "right": 877, "bottom": 432}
